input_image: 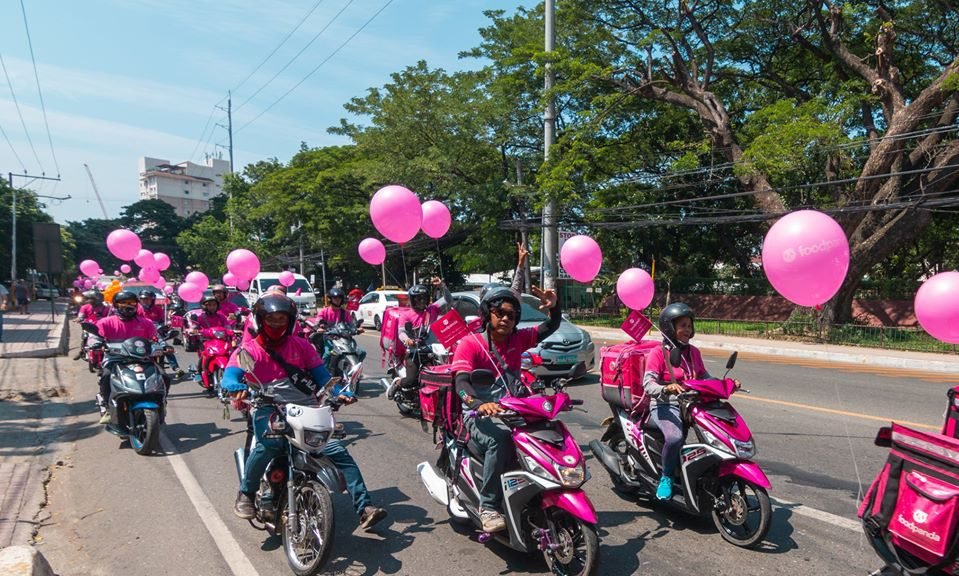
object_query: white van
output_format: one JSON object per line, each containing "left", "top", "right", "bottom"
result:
{"left": 246, "top": 272, "right": 317, "bottom": 312}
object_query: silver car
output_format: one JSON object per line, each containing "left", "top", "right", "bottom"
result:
{"left": 449, "top": 291, "right": 595, "bottom": 376}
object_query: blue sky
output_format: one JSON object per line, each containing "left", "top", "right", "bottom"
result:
{"left": 0, "top": 0, "right": 534, "bottom": 224}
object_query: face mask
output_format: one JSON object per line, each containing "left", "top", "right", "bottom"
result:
{"left": 117, "top": 305, "right": 138, "bottom": 319}
{"left": 262, "top": 324, "right": 287, "bottom": 341}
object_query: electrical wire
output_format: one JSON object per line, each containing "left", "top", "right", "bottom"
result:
{"left": 0, "top": 120, "right": 27, "bottom": 172}
{"left": 235, "top": 0, "right": 355, "bottom": 112}
{"left": 19, "top": 0, "right": 59, "bottom": 176}
{"left": 190, "top": 105, "right": 220, "bottom": 162}
{"left": 236, "top": 0, "right": 395, "bottom": 134}
{"left": 0, "top": 50, "right": 44, "bottom": 173}
{"left": 231, "top": 0, "right": 327, "bottom": 95}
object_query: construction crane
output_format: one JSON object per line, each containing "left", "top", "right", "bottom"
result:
{"left": 83, "top": 163, "right": 109, "bottom": 219}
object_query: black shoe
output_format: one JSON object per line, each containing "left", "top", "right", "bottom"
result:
{"left": 359, "top": 506, "right": 387, "bottom": 530}
{"left": 234, "top": 492, "right": 255, "bottom": 519}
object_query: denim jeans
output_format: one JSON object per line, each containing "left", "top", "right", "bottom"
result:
{"left": 466, "top": 416, "right": 513, "bottom": 511}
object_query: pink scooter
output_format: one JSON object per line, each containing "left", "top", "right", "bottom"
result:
{"left": 418, "top": 365, "right": 599, "bottom": 576}
{"left": 590, "top": 350, "right": 773, "bottom": 548}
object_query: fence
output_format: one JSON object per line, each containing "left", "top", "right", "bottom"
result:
{"left": 568, "top": 310, "right": 958, "bottom": 355}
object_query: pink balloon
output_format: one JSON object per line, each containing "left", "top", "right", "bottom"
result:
{"left": 134, "top": 249, "right": 155, "bottom": 267}
{"left": 358, "top": 238, "right": 386, "bottom": 265}
{"left": 79, "top": 259, "right": 99, "bottom": 277}
{"left": 222, "top": 271, "right": 237, "bottom": 287}
{"left": 235, "top": 278, "right": 250, "bottom": 291}
{"left": 185, "top": 271, "right": 209, "bottom": 290}
{"left": 421, "top": 200, "right": 451, "bottom": 239}
{"left": 82, "top": 279, "right": 93, "bottom": 289}
{"left": 152, "top": 278, "right": 166, "bottom": 290}
{"left": 617, "top": 268, "right": 655, "bottom": 310}
{"left": 120, "top": 264, "right": 131, "bottom": 274}
{"left": 370, "top": 185, "right": 422, "bottom": 243}
{"left": 278, "top": 271, "right": 296, "bottom": 287}
{"left": 226, "top": 249, "right": 260, "bottom": 281}
{"left": 106, "top": 229, "right": 141, "bottom": 261}
{"left": 139, "top": 267, "right": 161, "bottom": 283}
{"left": 177, "top": 282, "right": 203, "bottom": 303}
{"left": 154, "top": 252, "right": 171, "bottom": 271}
{"left": 915, "top": 271, "right": 959, "bottom": 344}
{"left": 761, "top": 210, "right": 849, "bottom": 307}
{"left": 560, "top": 235, "right": 603, "bottom": 283}
{"left": 163, "top": 285, "right": 175, "bottom": 295}
{"left": 113, "top": 270, "right": 120, "bottom": 276}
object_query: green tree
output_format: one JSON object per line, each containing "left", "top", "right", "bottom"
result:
{"left": 0, "top": 179, "right": 55, "bottom": 281}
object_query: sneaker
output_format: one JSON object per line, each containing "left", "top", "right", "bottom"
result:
{"left": 656, "top": 476, "right": 673, "bottom": 500}
{"left": 385, "top": 379, "right": 399, "bottom": 400}
{"left": 99, "top": 412, "right": 111, "bottom": 425}
{"left": 359, "top": 506, "right": 387, "bottom": 530}
{"left": 174, "top": 369, "right": 185, "bottom": 379}
{"left": 193, "top": 374, "right": 202, "bottom": 384}
{"left": 480, "top": 509, "right": 506, "bottom": 532}
{"left": 234, "top": 492, "right": 255, "bottom": 519}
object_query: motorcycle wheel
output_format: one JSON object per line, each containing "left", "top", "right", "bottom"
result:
{"left": 542, "top": 508, "right": 599, "bottom": 576}
{"left": 87, "top": 359, "right": 95, "bottom": 373}
{"left": 282, "top": 480, "right": 335, "bottom": 576}
{"left": 129, "top": 408, "right": 159, "bottom": 455}
{"left": 373, "top": 314, "right": 381, "bottom": 331}
{"left": 710, "top": 476, "right": 772, "bottom": 548}
{"left": 605, "top": 432, "right": 640, "bottom": 495}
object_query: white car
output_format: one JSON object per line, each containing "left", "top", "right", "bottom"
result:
{"left": 356, "top": 290, "right": 409, "bottom": 330}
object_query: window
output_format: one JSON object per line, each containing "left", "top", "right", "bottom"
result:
{"left": 184, "top": 190, "right": 190, "bottom": 195}
{"left": 359, "top": 293, "right": 377, "bottom": 305}
{"left": 452, "top": 297, "right": 480, "bottom": 320}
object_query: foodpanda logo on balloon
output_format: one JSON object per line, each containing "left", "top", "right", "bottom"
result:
{"left": 782, "top": 248, "right": 797, "bottom": 263}
{"left": 783, "top": 239, "right": 842, "bottom": 263}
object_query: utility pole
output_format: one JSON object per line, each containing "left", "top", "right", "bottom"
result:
{"left": 7, "top": 172, "right": 66, "bottom": 283}
{"left": 298, "top": 220, "right": 305, "bottom": 276}
{"left": 517, "top": 159, "right": 532, "bottom": 292}
{"left": 227, "top": 91, "right": 234, "bottom": 174}
{"left": 542, "top": 0, "right": 558, "bottom": 291}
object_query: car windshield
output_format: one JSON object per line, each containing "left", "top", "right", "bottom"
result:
{"left": 260, "top": 278, "right": 313, "bottom": 293}
{"left": 520, "top": 296, "right": 548, "bottom": 322}
{"left": 184, "top": 290, "right": 248, "bottom": 311}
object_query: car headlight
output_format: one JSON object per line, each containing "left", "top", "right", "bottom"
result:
{"left": 581, "top": 331, "right": 591, "bottom": 344}
{"left": 304, "top": 430, "right": 331, "bottom": 448}
{"left": 733, "top": 439, "right": 756, "bottom": 459}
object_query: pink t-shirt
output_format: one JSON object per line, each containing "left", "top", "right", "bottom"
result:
{"left": 190, "top": 311, "right": 231, "bottom": 330}
{"left": 312, "top": 306, "right": 350, "bottom": 326}
{"left": 138, "top": 304, "right": 165, "bottom": 323}
{"left": 644, "top": 344, "right": 709, "bottom": 383}
{"left": 227, "top": 335, "right": 323, "bottom": 386}
{"left": 217, "top": 300, "right": 240, "bottom": 316}
{"left": 450, "top": 328, "right": 539, "bottom": 377}
{"left": 78, "top": 303, "right": 109, "bottom": 323}
{"left": 96, "top": 315, "right": 158, "bottom": 342}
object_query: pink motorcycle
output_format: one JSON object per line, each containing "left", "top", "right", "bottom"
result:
{"left": 590, "top": 351, "right": 772, "bottom": 548}
{"left": 418, "top": 364, "right": 599, "bottom": 576}
{"left": 196, "top": 327, "right": 234, "bottom": 397}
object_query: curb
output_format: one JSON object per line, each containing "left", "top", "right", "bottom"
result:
{"left": 0, "top": 546, "right": 55, "bottom": 576}
{"left": 581, "top": 326, "right": 959, "bottom": 374}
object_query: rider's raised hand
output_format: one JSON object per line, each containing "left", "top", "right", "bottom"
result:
{"left": 530, "top": 285, "right": 557, "bottom": 311}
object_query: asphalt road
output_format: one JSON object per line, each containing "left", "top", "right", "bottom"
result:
{"left": 35, "top": 330, "right": 958, "bottom": 576}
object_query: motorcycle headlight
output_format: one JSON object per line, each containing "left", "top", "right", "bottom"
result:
{"left": 700, "top": 428, "right": 732, "bottom": 454}
{"left": 304, "top": 430, "right": 331, "bottom": 448}
{"left": 733, "top": 439, "right": 756, "bottom": 459}
{"left": 521, "top": 454, "right": 554, "bottom": 482}
{"left": 554, "top": 462, "right": 587, "bottom": 488}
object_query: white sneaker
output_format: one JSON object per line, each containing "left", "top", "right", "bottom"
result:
{"left": 480, "top": 509, "right": 506, "bottom": 532}
{"left": 386, "top": 379, "right": 400, "bottom": 400}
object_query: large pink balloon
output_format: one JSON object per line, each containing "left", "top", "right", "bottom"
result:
{"left": 152, "top": 278, "right": 166, "bottom": 290}
{"left": 227, "top": 249, "right": 260, "bottom": 281}
{"left": 235, "top": 278, "right": 250, "bottom": 291}
{"left": 358, "top": 238, "right": 386, "bottom": 265}
{"left": 915, "top": 271, "right": 959, "bottom": 344}
{"left": 154, "top": 252, "right": 171, "bottom": 271}
{"left": 278, "top": 271, "right": 296, "bottom": 287}
{"left": 79, "top": 259, "right": 99, "bottom": 277}
{"left": 560, "top": 235, "right": 603, "bottom": 283}
{"left": 761, "top": 210, "right": 849, "bottom": 307}
{"left": 106, "top": 229, "right": 141, "bottom": 261}
{"left": 139, "top": 267, "right": 160, "bottom": 283}
{"left": 185, "top": 271, "right": 209, "bottom": 290}
{"left": 421, "top": 200, "right": 451, "bottom": 239}
{"left": 177, "top": 282, "right": 203, "bottom": 303}
{"left": 370, "top": 185, "right": 422, "bottom": 243}
{"left": 120, "top": 264, "right": 131, "bottom": 274}
{"left": 617, "top": 268, "right": 655, "bottom": 310}
{"left": 134, "top": 249, "right": 155, "bottom": 268}
{"left": 222, "top": 271, "right": 237, "bottom": 287}
{"left": 82, "top": 279, "right": 93, "bottom": 289}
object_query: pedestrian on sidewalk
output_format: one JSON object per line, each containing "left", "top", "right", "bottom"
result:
{"left": 14, "top": 280, "right": 29, "bottom": 315}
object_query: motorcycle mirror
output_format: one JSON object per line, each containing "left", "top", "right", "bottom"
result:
{"left": 669, "top": 346, "right": 682, "bottom": 368}
{"left": 470, "top": 369, "right": 496, "bottom": 388}
{"left": 874, "top": 426, "right": 893, "bottom": 448}
{"left": 725, "top": 351, "right": 738, "bottom": 371}
{"left": 81, "top": 322, "right": 99, "bottom": 335}
{"left": 568, "top": 361, "right": 587, "bottom": 380}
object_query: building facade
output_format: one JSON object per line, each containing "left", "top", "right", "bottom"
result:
{"left": 138, "top": 156, "right": 231, "bottom": 217}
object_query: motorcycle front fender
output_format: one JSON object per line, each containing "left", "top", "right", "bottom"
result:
{"left": 209, "top": 356, "right": 229, "bottom": 370}
{"left": 717, "top": 460, "right": 771, "bottom": 489}
{"left": 294, "top": 451, "right": 347, "bottom": 494}
{"left": 130, "top": 400, "right": 160, "bottom": 411}
{"left": 540, "top": 489, "right": 598, "bottom": 524}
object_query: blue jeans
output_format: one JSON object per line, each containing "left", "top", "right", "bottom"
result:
{"left": 649, "top": 403, "right": 684, "bottom": 476}
{"left": 241, "top": 408, "right": 373, "bottom": 516}
{"left": 466, "top": 416, "right": 513, "bottom": 511}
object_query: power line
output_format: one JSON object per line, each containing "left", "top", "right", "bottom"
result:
{"left": 236, "top": 0, "right": 395, "bottom": 134}
{"left": 0, "top": 120, "right": 27, "bottom": 172}
{"left": 0, "top": 51, "right": 44, "bottom": 173}
{"left": 235, "top": 0, "right": 354, "bottom": 112}
{"left": 19, "top": 0, "right": 60, "bottom": 176}
{"left": 189, "top": 105, "right": 220, "bottom": 162}
{"left": 231, "top": 0, "right": 327, "bottom": 95}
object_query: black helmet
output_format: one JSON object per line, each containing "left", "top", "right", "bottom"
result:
{"left": 480, "top": 286, "right": 521, "bottom": 330}
{"left": 328, "top": 287, "right": 345, "bottom": 301}
{"left": 201, "top": 293, "right": 219, "bottom": 308}
{"left": 138, "top": 290, "right": 156, "bottom": 302}
{"left": 252, "top": 293, "right": 298, "bottom": 337}
{"left": 82, "top": 290, "right": 99, "bottom": 304}
{"left": 658, "top": 302, "right": 695, "bottom": 345}
{"left": 113, "top": 290, "right": 139, "bottom": 319}
{"left": 408, "top": 284, "right": 430, "bottom": 311}
{"left": 478, "top": 282, "right": 502, "bottom": 302}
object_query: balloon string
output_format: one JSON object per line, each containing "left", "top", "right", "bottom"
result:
{"left": 435, "top": 239, "right": 445, "bottom": 280}
{"left": 400, "top": 244, "right": 409, "bottom": 288}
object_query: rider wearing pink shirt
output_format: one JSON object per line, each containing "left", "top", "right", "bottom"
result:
{"left": 77, "top": 291, "right": 110, "bottom": 323}
{"left": 95, "top": 291, "right": 158, "bottom": 423}
{"left": 137, "top": 291, "right": 166, "bottom": 323}
{"left": 212, "top": 284, "right": 241, "bottom": 317}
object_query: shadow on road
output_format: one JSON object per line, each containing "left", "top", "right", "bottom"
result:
{"left": 162, "top": 421, "right": 240, "bottom": 454}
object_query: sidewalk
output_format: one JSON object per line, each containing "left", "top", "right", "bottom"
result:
{"left": 581, "top": 325, "right": 959, "bottom": 374}
{"left": 0, "top": 301, "right": 70, "bottom": 359}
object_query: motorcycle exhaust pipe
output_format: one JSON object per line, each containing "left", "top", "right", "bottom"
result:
{"left": 234, "top": 447, "right": 246, "bottom": 485}
{"left": 589, "top": 440, "right": 623, "bottom": 477}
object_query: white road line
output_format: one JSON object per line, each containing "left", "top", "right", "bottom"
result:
{"left": 160, "top": 432, "right": 261, "bottom": 576}
{"left": 770, "top": 496, "right": 861, "bottom": 532}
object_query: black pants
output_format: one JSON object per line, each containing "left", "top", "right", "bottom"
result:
{"left": 98, "top": 371, "right": 110, "bottom": 404}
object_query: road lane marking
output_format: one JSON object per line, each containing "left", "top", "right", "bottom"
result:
{"left": 160, "top": 432, "right": 261, "bottom": 576}
{"left": 770, "top": 497, "right": 861, "bottom": 532}
{"left": 737, "top": 394, "right": 939, "bottom": 431}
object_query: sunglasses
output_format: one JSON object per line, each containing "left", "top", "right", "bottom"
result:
{"left": 490, "top": 308, "right": 517, "bottom": 321}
